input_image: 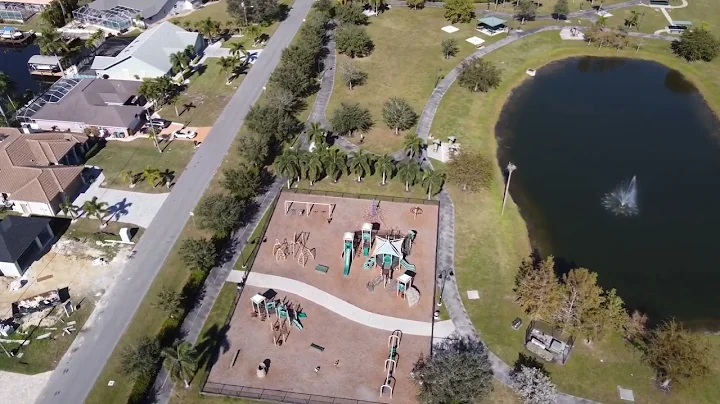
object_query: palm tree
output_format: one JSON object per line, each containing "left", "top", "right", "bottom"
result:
{"left": 596, "top": 15, "right": 608, "bottom": 28}
{"left": 348, "top": 149, "right": 374, "bottom": 182}
{"left": 295, "top": 149, "right": 310, "bottom": 182}
{"left": 120, "top": 170, "right": 137, "bottom": 188}
{"left": 218, "top": 56, "right": 237, "bottom": 84}
{"left": 37, "top": 28, "right": 69, "bottom": 56}
{"left": 59, "top": 200, "right": 80, "bottom": 219}
{"left": 142, "top": 167, "right": 163, "bottom": 188}
{"left": 321, "top": 148, "right": 347, "bottom": 183}
{"left": 196, "top": 18, "right": 217, "bottom": 43}
{"left": 228, "top": 41, "right": 246, "bottom": 58}
{"left": 82, "top": 197, "right": 109, "bottom": 225}
{"left": 243, "top": 25, "right": 263, "bottom": 46}
{"left": 161, "top": 340, "right": 197, "bottom": 389}
{"left": 85, "top": 29, "right": 105, "bottom": 50}
{"left": 305, "top": 152, "right": 324, "bottom": 186}
{"left": 184, "top": 44, "right": 196, "bottom": 61}
{"left": 307, "top": 122, "right": 326, "bottom": 148}
{"left": 403, "top": 134, "right": 425, "bottom": 160}
{"left": 369, "top": 0, "right": 384, "bottom": 13}
{"left": 170, "top": 51, "right": 190, "bottom": 74}
{"left": 397, "top": 160, "right": 422, "bottom": 192}
{"left": 375, "top": 154, "right": 395, "bottom": 185}
{"left": 275, "top": 150, "right": 300, "bottom": 189}
{"left": 421, "top": 169, "right": 445, "bottom": 200}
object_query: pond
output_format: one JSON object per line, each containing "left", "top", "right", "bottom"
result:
{"left": 496, "top": 57, "right": 720, "bottom": 329}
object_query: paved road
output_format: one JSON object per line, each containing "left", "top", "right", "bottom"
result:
{"left": 35, "top": 1, "right": 314, "bottom": 403}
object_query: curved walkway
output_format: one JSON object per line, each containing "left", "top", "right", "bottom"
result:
{"left": 226, "top": 270, "right": 456, "bottom": 338}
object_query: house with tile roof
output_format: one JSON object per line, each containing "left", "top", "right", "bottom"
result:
{"left": 0, "top": 128, "right": 89, "bottom": 217}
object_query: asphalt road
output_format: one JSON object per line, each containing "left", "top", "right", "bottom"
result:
{"left": 35, "top": 1, "right": 314, "bottom": 403}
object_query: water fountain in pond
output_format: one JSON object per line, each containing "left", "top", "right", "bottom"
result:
{"left": 603, "top": 176, "right": 638, "bottom": 216}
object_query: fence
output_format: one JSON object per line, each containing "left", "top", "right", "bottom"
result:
{"left": 202, "top": 383, "right": 381, "bottom": 404}
{"left": 284, "top": 188, "right": 440, "bottom": 206}
{"left": 237, "top": 192, "right": 281, "bottom": 270}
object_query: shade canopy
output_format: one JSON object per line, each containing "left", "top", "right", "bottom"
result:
{"left": 478, "top": 16, "right": 507, "bottom": 27}
{"left": 372, "top": 236, "right": 404, "bottom": 259}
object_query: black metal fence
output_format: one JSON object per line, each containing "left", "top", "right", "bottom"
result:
{"left": 202, "top": 383, "right": 382, "bottom": 404}
{"left": 284, "top": 188, "right": 440, "bottom": 206}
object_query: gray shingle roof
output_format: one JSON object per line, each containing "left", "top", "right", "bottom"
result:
{"left": 0, "top": 216, "right": 51, "bottom": 262}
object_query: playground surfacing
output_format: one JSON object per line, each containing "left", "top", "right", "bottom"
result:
{"left": 207, "top": 285, "right": 429, "bottom": 403}
{"left": 251, "top": 193, "right": 439, "bottom": 322}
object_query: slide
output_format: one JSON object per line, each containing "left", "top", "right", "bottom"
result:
{"left": 363, "top": 245, "right": 370, "bottom": 257}
{"left": 344, "top": 245, "right": 353, "bottom": 276}
{"left": 400, "top": 259, "right": 416, "bottom": 273}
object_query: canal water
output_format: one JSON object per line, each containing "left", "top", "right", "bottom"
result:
{"left": 0, "top": 44, "right": 53, "bottom": 96}
{"left": 496, "top": 57, "right": 720, "bottom": 329}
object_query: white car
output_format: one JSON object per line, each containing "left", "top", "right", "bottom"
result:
{"left": 172, "top": 129, "right": 197, "bottom": 139}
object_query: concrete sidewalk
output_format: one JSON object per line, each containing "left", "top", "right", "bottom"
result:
{"left": 227, "top": 270, "right": 455, "bottom": 338}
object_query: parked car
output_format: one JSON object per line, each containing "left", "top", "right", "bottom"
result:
{"left": 146, "top": 119, "right": 169, "bottom": 129}
{"left": 172, "top": 129, "right": 197, "bottom": 139}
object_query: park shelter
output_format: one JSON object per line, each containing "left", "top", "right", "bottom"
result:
{"left": 525, "top": 320, "right": 575, "bottom": 364}
{"left": 649, "top": 0, "right": 670, "bottom": 5}
{"left": 477, "top": 17, "right": 508, "bottom": 36}
{"left": 373, "top": 237, "right": 404, "bottom": 269}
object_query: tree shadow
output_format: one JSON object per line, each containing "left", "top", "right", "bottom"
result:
{"left": 107, "top": 197, "right": 133, "bottom": 221}
{"left": 195, "top": 64, "right": 208, "bottom": 76}
{"left": 195, "top": 323, "right": 231, "bottom": 370}
{"left": 180, "top": 102, "right": 196, "bottom": 116}
{"left": 513, "top": 352, "right": 550, "bottom": 377}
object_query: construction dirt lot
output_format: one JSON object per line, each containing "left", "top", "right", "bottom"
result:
{"left": 252, "top": 193, "right": 439, "bottom": 322}
{"left": 0, "top": 237, "right": 131, "bottom": 320}
{"left": 206, "top": 285, "right": 430, "bottom": 403}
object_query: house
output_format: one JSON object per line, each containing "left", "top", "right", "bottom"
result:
{"left": 0, "top": 0, "right": 52, "bottom": 23}
{"left": 0, "top": 216, "right": 55, "bottom": 277}
{"left": 72, "top": 0, "right": 199, "bottom": 31}
{"left": 17, "top": 77, "right": 145, "bottom": 137}
{"left": 91, "top": 21, "right": 204, "bottom": 80}
{"left": 0, "top": 127, "right": 89, "bottom": 217}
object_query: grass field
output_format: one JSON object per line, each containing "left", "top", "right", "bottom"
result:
{"left": 327, "top": 8, "right": 481, "bottom": 154}
{"left": 86, "top": 138, "right": 196, "bottom": 193}
{"left": 159, "top": 59, "right": 245, "bottom": 127}
{"left": 430, "top": 30, "right": 720, "bottom": 403}
{"left": 485, "top": 0, "right": 628, "bottom": 17}
{"left": 0, "top": 303, "right": 94, "bottom": 374}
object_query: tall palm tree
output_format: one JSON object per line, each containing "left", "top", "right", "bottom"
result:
{"left": 120, "top": 170, "right": 137, "bottom": 188}
{"left": 321, "top": 148, "right": 347, "bottom": 183}
{"left": 228, "top": 41, "right": 246, "bottom": 58}
{"left": 275, "top": 150, "right": 300, "bottom": 189}
{"left": 348, "top": 149, "right": 374, "bottom": 182}
{"left": 37, "top": 28, "right": 69, "bottom": 56}
{"left": 403, "top": 134, "right": 425, "bottom": 160}
{"left": 82, "top": 196, "right": 108, "bottom": 225}
{"left": 397, "top": 160, "right": 422, "bottom": 192}
{"left": 295, "top": 149, "right": 310, "bottom": 182}
{"left": 59, "top": 201, "right": 80, "bottom": 219}
{"left": 170, "top": 52, "right": 190, "bottom": 74}
{"left": 421, "top": 169, "right": 445, "bottom": 200}
{"left": 307, "top": 122, "right": 325, "bottom": 148}
{"left": 218, "top": 56, "right": 237, "bottom": 83}
{"left": 85, "top": 29, "right": 105, "bottom": 50}
{"left": 243, "top": 25, "right": 263, "bottom": 46}
{"left": 142, "top": 167, "right": 163, "bottom": 188}
{"left": 196, "top": 18, "right": 217, "bottom": 43}
{"left": 375, "top": 154, "right": 395, "bottom": 185}
{"left": 184, "top": 44, "right": 196, "bottom": 61}
{"left": 305, "top": 152, "right": 324, "bottom": 186}
{"left": 161, "top": 340, "right": 197, "bottom": 389}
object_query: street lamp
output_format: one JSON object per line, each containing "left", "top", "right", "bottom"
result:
{"left": 436, "top": 269, "right": 454, "bottom": 307}
{"left": 501, "top": 162, "right": 516, "bottom": 216}
{"left": 241, "top": 2, "right": 254, "bottom": 27}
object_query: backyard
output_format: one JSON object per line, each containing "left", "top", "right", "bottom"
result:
{"left": 85, "top": 138, "right": 196, "bottom": 193}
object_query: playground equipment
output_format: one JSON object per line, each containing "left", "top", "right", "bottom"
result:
{"left": 410, "top": 206, "right": 423, "bottom": 219}
{"left": 342, "top": 232, "right": 355, "bottom": 276}
{"left": 402, "top": 230, "right": 416, "bottom": 256}
{"left": 380, "top": 330, "right": 402, "bottom": 398}
{"left": 272, "top": 318, "right": 290, "bottom": 346}
{"left": 291, "top": 232, "right": 316, "bottom": 267}
{"left": 273, "top": 239, "right": 290, "bottom": 262}
{"left": 397, "top": 274, "right": 412, "bottom": 299}
{"left": 371, "top": 230, "right": 418, "bottom": 289}
{"left": 284, "top": 200, "right": 335, "bottom": 220}
{"left": 361, "top": 222, "right": 373, "bottom": 257}
{"left": 250, "top": 294, "right": 271, "bottom": 321}
{"left": 362, "top": 200, "right": 387, "bottom": 228}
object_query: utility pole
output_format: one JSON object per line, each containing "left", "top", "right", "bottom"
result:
{"left": 501, "top": 162, "right": 516, "bottom": 216}
{"left": 241, "top": 2, "right": 248, "bottom": 26}
{"left": 636, "top": 37, "right": 644, "bottom": 53}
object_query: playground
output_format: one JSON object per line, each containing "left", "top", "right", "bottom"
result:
{"left": 205, "top": 285, "right": 429, "bottom": 403}
{"left": 251, "top": 193, "right": 439, "bottom": 322}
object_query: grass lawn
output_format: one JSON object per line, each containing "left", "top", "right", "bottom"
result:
{"left": 86, "top": 138, "right": 196, "bottom": 193}
{"left": 430, "top": 30, "right": 720, "bottom": 403}
{"left": 486, "top": 0, "right": 628, "bottom": 17}
{"left": 327, "top": 8, "right": 480, "bottom": 154}
{"left": 171, "top": 0, "right": 293, "bottom": 37}
{"left": 0, "top": 302, "right": 94, "bottom": 374}
{"left": 3, "top": 14, "right": 48, "bottom": 32}
{"left": 159, "top": 59, "right": 245, "bottom": 127}
{"left": 603, "top": 6, "right": 673, "bottom": 34}
{"left": 293, "top": 170, "right": 431, "bottom": 201}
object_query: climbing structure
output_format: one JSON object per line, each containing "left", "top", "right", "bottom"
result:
{"left": 362, "top": 200, "right": 387, "bottom": 228}
{"left": 272, "top": 318, "right": 290, "bottom": 346}
{"left": 380, "top": 330, "right": 402, "bottom": 398}
{"left": 292, "top": 232, "right": 316, "bottom": 267}
{"left": 274, "top": 239, "right": 290, "bottom": 262}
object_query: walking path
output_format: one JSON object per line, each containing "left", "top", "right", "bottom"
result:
{"left": 35, "top": 1, "right": 315, "bottom": 403}
{"left": 226, "top": 270, "right": 456, "bottom": 338}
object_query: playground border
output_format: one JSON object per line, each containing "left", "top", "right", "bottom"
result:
{"left": 237, "top": 193, "right": 283, "bottom": 270}
{"left": 202, "top": 382, "right": 382, "bottom": 404}
{"left": 286, "top": 188, "right": 440, "bottom": 206}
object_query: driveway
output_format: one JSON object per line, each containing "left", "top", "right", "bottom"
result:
{"left": 72, "top": 171, "right": 168, "bottom": 228}
{"left": 0, "top": 371, "right": 51, "bottom": 404}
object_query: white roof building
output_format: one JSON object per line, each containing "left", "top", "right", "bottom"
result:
{"left": 91, "top": 21, "right": 203, "bottom": 81}
{"left": 372, "top": 237, "right": 404, "bottom": 258}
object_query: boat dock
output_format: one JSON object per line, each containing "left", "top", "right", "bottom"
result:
{"left": 0, "top": 31, "right": 35, "bottom": 48}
